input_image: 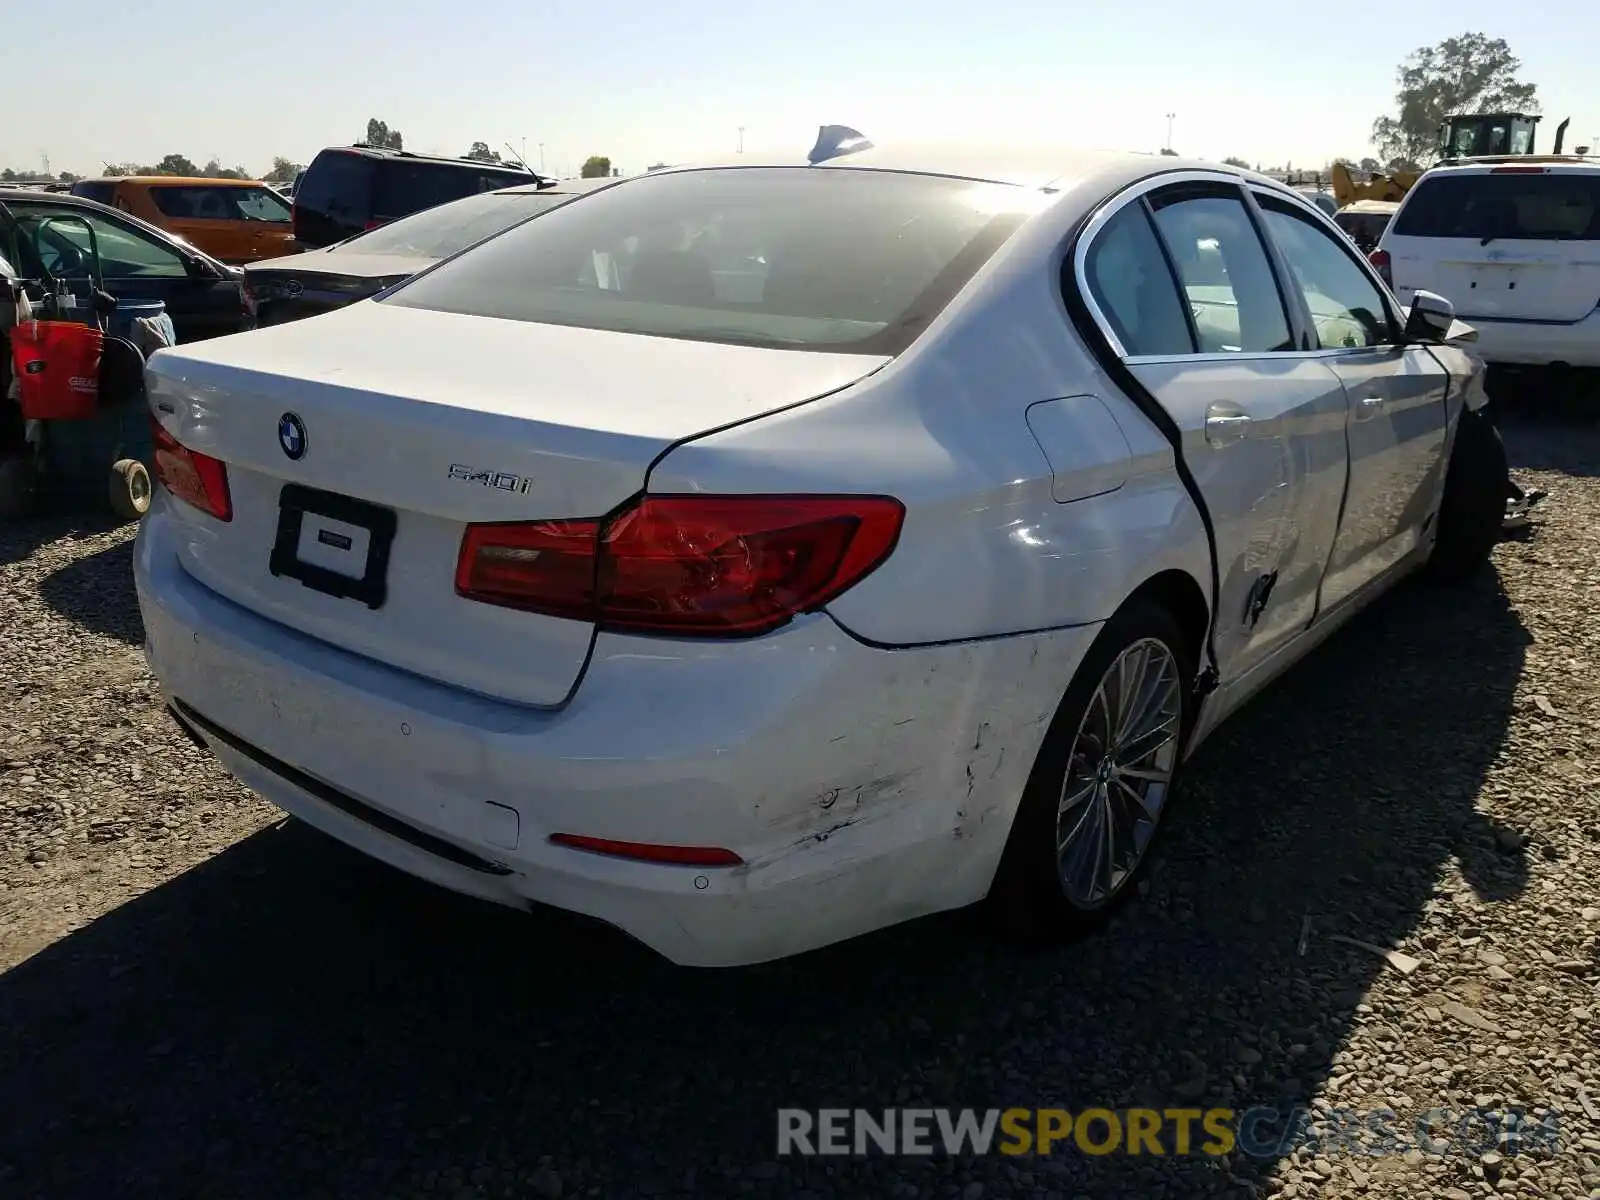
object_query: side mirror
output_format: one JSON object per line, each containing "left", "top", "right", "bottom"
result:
{"left": 1403, "top": 289, "right": 1455, "bottom": 342}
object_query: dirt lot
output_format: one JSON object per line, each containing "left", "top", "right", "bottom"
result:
{"left": 1, "top": 408, "right": 1597, "bottom": 1200}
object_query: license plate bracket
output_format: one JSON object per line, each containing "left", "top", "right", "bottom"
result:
{"left": 269, "top": 483, "right": 397, "bottom": 610}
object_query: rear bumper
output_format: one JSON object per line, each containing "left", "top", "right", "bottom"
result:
{"left": 1461, "top": 311, "right": 1600, "bottom": 368}
{"left": 134, "top": 499, "right": 1096, "bottom": 966}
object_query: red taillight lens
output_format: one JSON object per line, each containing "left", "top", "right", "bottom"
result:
{"left": 456, "top": 494, "right": 904, "bottom": 637}
{"left": 150, "top": 415, "right": 232, "bottom": 522}
{"left": 1489, "top": 165, "right": 1547, "bottom": 174}
{"left": 364, "top": 218, "right": 387, "bottom": 231}
{"left": 240, "top": 279, "right": 257, "bottom": 317}
{"left": 549, "top": 833, "right": 743, "bottom": 867}
{"left": 1368, "top": 248, "right": 1392, "bottom": 287}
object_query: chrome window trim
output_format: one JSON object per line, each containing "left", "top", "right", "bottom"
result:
{"left": 1072, "top": 168, "right": 1408, "bottom": 360}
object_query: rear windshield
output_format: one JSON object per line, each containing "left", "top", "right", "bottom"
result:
{"left": 1392, "top": 172, "right": 1600, "bottom": 240}
{"left": 150, "top": 185, "right": 292, "bottom": 223}
{"left": 384, "top": 167, "right": 1040, "bottom": 354}
{"left": 337, "top": 190, "right": 573, "bottom": 259}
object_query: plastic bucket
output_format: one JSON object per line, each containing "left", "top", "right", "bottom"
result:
{"left": 107, "top": 299, "right": 168, "bottom": 343}
{"left": 9, "top": 320, "right": 104, "bottom": 420}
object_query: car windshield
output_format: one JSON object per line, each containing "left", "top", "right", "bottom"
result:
{"left": 333, "top": 190, "right": 573, "bottom": 259}
{"left": 1393, "top": 172, "right": 1600, "bottom": 240}
{"left": 383, "top": 167, "right": 1044, "bottom": 354}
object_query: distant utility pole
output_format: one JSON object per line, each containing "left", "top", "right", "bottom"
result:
{"left": 1164, "top": 114, "right": 1175, "bottom": 153}
{"left": 41, "top": 151, "right": 50, "bottom": 178}
{"left": 738, "top": 126, "right": 745, "bottom": 154}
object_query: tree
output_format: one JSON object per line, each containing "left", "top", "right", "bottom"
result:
{"left": 464, "top": 141, "right": 501, "bottom": 163}
{"left": 1359, "top": 156, "right": 1381, "bottom": 173}
{"left": 1370, "top": 33, "right": 1538, "bottom": 167}
{"left": 1221, "top": 156, "right": 1251, "bottom": 168}
{"left": 264, "top": 157, "right": 302, "bottom": 183}
{"left": 365, "top": 118, "right": 403, "bottom": 150}
{"left": 1158, "top": 148, "right": 1178, "bottom": 157}
{"left": 151, "top": 153, "right": 199, "bottom": 176}
{"left": 580, "top": 155, "right": 612, "bottom": 178}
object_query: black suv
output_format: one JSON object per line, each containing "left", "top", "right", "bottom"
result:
{"left": 291, "top": 145, "right": 545, "bottom": 249}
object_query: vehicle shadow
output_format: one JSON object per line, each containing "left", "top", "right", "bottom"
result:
{"left": 33, "top": 536, "right": 142, "bottom": 645}
{"left": 0, "top": 571, "right": 1529, "bottom": 1199}
{"left": 0, "top": 511, "right": 131, "bottom": 569}
{"left": 1494, "top": 398, "right": 1600, "bottom": 481}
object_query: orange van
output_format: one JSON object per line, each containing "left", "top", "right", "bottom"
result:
{"left": 69, "top": 177, "right": 296, "bottom": 264}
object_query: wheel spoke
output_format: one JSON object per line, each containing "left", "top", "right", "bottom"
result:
{"left": 1055, "top": 636, "right": 1184, "bottom": 911}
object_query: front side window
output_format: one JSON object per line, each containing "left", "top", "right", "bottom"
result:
{"left": 5, "top": 205, "right": 187, "bottom": 279}
{"left": 385, "top": 167, "right": 1041, "bottom": 355}
{"left": 1259, "top": 198, "right": 1394, "bottom": 348}
{"left": 150, "top": 185, "right": 291, "bottom": 223}
{"left": 1148, "top": 191, "right": 1294, "bottom": 353}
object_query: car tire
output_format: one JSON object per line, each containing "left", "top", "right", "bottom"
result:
{"left": 109, "top": 458, "right": 152, "bottom": 522}
{"left": 988, "top": 599, "right": 1195, "bottom": 944}
{"left": 1424, "top": 407, "right": 1508, "bottom": 585}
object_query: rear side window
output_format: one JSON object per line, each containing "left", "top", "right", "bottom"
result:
{"left": 373, "top": 162, "right": 531, "bottom": 220}
{"left": 71, "top": 181, "right": 115, "bottom": 205}
{"left": 1148, "top": 192, "right": 1294, "bottom": 354}
{"left": 1082, "top": 204, "right": 1195, "bottom": 357}
{"left": 297, "top": 152, "right": 373, "bottom": 220}
{"left": 1393, "top": 172, "right": 1600, "bottom": 240}
{"left": 385, "top": 167, "right": 1039, "bottom": 355}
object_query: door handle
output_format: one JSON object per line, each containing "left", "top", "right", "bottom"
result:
{"left": 1204, "top": 405, "right": 1252, "bottom": 446}
{"left": 1356, "top": 395, "right": 1386, "bottom": 420}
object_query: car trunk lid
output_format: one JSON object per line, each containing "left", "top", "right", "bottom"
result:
{"left": 146, "top": 300, "right": 889, "bottom": 705}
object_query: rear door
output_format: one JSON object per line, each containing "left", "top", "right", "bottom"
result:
{"left": 1077, "top": 178, "right": 1352, "bottom": 683}
{"left": 292, "top": 151, "right": 374, "bottom": 248}
{"left": 1257, "top": 192, "right": 1451, "bottom": 608}
{"left": 1385, "top": 167, "right": 1600, "bottom": 322}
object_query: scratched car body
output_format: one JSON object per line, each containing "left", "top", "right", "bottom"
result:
{"left": 134, "top": 135, "right": 1506, "bottom": 966}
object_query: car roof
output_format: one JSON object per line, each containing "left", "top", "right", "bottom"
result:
{"left": 651, "top": 141, "right": 1293, "bottom": 198}
{"left": 75, "top": 176, "right": 270, "bottom": 187}
{"left": 318, "top": 145, "right": 543, "bottom": 174}
{"left": 1421, "top": 156, "right": 1600, "bottom": 177}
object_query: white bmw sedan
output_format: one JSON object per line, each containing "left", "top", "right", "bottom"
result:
{"left": 135, "top": 136, "right": 1507, "bottom": 967}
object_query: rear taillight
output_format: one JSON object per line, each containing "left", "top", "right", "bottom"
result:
{"left": 151, "top": 416, "right": 232, "bottom": 522}
{"left": 1490, "top": 166, "right": 1547, "bottom": 174}
{"left": 364, "top": 218, "right": 387, "bottom": 231}
{"left": 455, "top": 494, "right": 905, "bottom": 637}
{"left": 1368, "top": 248, "right": 1392, "bottom": 287}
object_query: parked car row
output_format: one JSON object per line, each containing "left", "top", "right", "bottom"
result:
{"left": 131, "top": 131, "right": 1513, "bottom": 967}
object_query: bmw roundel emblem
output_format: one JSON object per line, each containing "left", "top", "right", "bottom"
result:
{"left": 278, "top": 412, "right": 307, "bottom": 460}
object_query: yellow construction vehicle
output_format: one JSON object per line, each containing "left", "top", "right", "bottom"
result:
{"left": 1331, "top": 112, "right": 1577, "bottom": 208}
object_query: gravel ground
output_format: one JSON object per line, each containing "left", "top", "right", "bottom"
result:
{"left": 1, "top": 407, "right": 1597, "bottom": 1200}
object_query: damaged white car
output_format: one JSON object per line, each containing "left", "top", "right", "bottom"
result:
{"left": 135, "top": 130, "right": 1506, "bottom": 966}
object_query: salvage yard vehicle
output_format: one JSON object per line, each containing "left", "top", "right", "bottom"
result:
{"left": 70, "top": 177, "right": 295, "bottom": 264}
{"left": 291, "top": 145, "right": 544, "bottom": 249}
{"left": 1375, "top": 158, "right": 1600, "bottom": 370}
{"left": 0, "top": 188, "right": 247, "bottom": 343}
{"left": 1332, "top": 198, "right": 1398, "bottom": 253}
{"left": 134, "top": 131, "right": 1508, "bottom": 967}
{"left": 244, "top": 178, "right": 611, "bottom": 328}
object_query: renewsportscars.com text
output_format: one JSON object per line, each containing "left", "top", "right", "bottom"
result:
{"left": 777, "top": 1106, "right": 1562, "bottom": 1159}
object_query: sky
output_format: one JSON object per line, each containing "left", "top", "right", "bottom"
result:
{"left": 6, "top": 0, "right": 1596, "bottom": 179}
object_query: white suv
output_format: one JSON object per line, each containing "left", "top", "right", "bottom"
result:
{"left": 1376, "top": 159, "right": 1600, "bottom": 368}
